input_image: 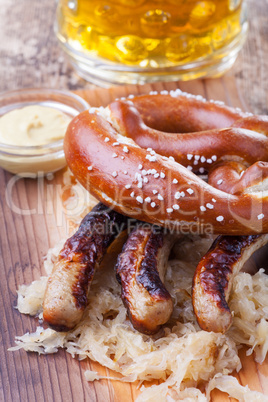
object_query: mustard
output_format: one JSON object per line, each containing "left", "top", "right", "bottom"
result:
{"left": 0, "top": 105, "right": 71, "bottom": 146}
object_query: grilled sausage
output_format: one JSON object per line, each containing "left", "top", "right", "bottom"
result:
{"left": 116, "top": 224, "right": 176, "bottom": 334}
{"left": 43, "top": 203, "right": 128, "bottom": 331}
{"left": 192, "top": 234, "right": 268, "bottom": 333}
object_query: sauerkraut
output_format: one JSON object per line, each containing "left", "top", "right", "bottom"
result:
{"left": 10, "top": 171, "right": 268, "bottom": 401}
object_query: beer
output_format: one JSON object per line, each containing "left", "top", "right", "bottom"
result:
{"left": 56, "top": 0, "right": 247, "bottom": 83}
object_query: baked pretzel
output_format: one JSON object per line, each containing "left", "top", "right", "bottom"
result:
{"left": 208, "top": 160, "right": 268, "bottom": 196}
{"left": 64, "top": 91, "right": 268, "bottom": 235}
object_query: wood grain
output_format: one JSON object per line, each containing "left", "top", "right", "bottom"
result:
{"left": 0, "top": 80, "right": 267, "bottom": 402}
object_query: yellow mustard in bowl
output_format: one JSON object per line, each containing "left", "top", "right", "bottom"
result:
{"left": 0, "top": 88, "right": 89, "bottom": 176}
{"left": 0, "top": 105, "right": 71, "bottom": 147}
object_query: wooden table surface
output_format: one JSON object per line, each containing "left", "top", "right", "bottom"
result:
{"left": 0, "top": 2, "right": 268, "bottom": 402}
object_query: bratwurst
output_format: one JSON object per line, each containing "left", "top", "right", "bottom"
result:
{"left": 43, "top": 203, "right": 128, "bottom": 331}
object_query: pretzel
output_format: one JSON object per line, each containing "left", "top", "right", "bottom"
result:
{"left": 64, "top": 92, "right": 268, "bottom": 235}
{"left": 208, "top": 160, "right": 268, "bottom": 195}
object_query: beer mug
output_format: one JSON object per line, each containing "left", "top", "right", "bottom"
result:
{"left": 55, "top": 0, "right": 248, "bottom": 85}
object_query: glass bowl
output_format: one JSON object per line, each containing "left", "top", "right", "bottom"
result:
{"left": 0, "top": 88, "right": 89, "bottom": 176}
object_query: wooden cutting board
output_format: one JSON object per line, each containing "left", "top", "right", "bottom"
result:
{"left": 1, "top": 78, "right": 267, "bottom": 402}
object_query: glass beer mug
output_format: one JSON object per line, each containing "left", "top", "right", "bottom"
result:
{"left": 55, "top": 0, "right": 248, "bottom": 85}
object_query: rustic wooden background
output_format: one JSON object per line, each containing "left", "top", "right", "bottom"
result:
{"left": 0, "top": 0, "right": 267, "bottom": 114}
